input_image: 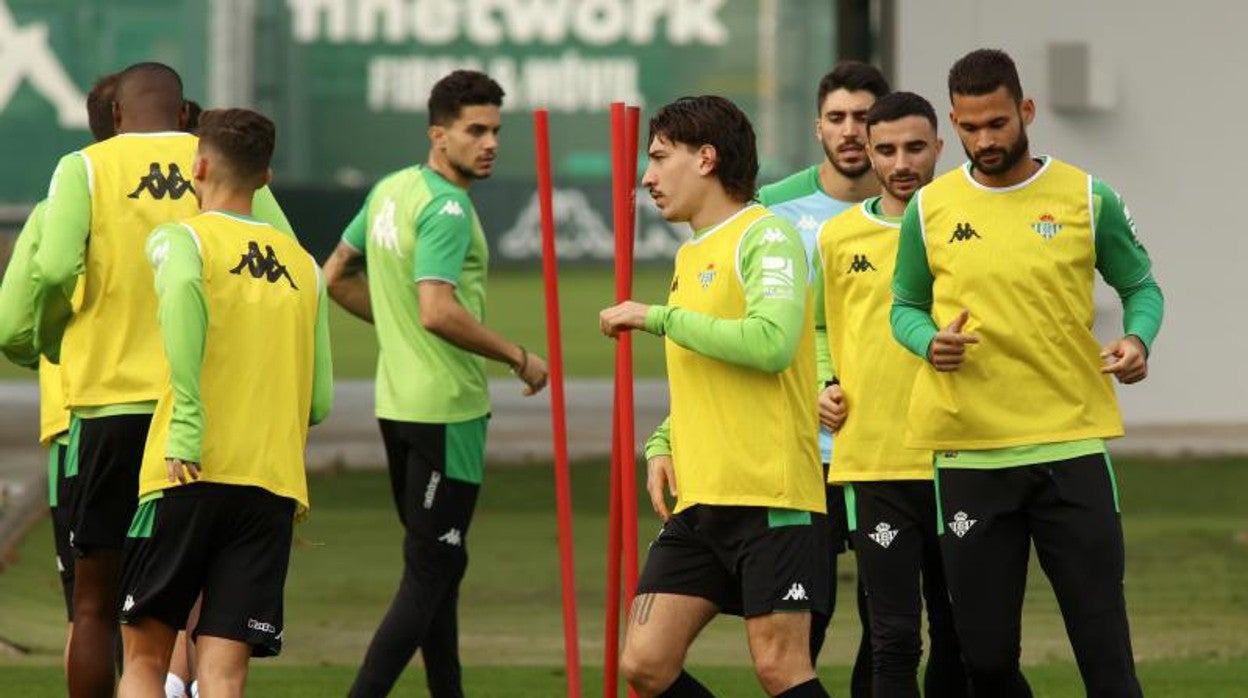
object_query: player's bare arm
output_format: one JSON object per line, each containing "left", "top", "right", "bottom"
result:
{"left": 417, "top": 280, "right": 548, "bottom": 395}
{"left": 323, "top": 242, "right": 373, "bottom": 323}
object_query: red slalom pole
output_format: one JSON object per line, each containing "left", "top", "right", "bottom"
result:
{"left": 604, "top": 101, "right": 627, "bottom": 698}
{"left": 620, "top": 105, "right": 641, "bottom": 604}
{"left": 534, "top": 108, "right": 582, "bottom": 698}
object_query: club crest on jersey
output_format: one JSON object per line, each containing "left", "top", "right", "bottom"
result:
{"left": 947, "top": 511, "right": 977, "bottom": 538}
{"left": 1031, "top": 213, "right": 1062, "bottom": 240}
{"left": 868, "top": 522, "right": 898, "bottom": 548}
{"left": 698, "top": 264, "right": 716, "bottom": 289}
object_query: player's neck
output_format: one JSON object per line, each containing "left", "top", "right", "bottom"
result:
{"left": 198, "top": 183, "right": 255, "bottom": 219}
{"left": 426, "top": 153, "right": 472, "bottom": 190}
{"left": 971, "top": 152, "right": 1042, "bottom": 189}
{"left": 689, "top": 192, "right": 749, "bottom": 233}
{"left": 117, "top": 114, "right": 181, "bottom": 134}
{"left": 879, "top": 192, "right": 909, "bottom": 218}
{"left": 818, "top": 160, "right": 879, "bottom": 203}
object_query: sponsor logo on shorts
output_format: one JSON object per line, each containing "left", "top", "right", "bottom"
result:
{"left": 947, "top": 511, "right": 977, "bottom": 538}
{"left": 123, "top": 594, "right": 135, "bottom": 612}
{"left": 781, "top": 583, "right": 808, "bottom": 602}
{"left": 248, "top": 618, "right": 279, "bottom": 635}
{"left": 423, "top": 471, "right": 441, "bottom": 510}
{"left": 438, "top": 528, "right": 462, "bottom": 547}
{"left": 867, "top": 521, "right": 898, "bottom": 548}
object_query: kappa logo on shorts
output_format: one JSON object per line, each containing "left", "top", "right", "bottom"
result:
{"left": 123, "top": 594, "right": 135, "bottom": 612}
{"left": 438, "top": 528, "right": 463, "bottom": 547}
{"left": 867, "top": 522, "right": 898, "bottom": 548}
{"left": 947, "top": 511, "right": 977, "bottom": 538}
{"left": 781, "top": 583, "right": 808, "bottom": 602}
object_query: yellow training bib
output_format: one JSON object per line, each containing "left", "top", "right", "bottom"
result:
{"left": 906, "top": 158, "right": 1123, "bottom": 449}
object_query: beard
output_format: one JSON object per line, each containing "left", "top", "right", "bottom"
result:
{"left": 967, "top": 128, "right": 1029, "bottom": 176}
{"left": 822, "top": 141, "right": 872, "bottom": 179}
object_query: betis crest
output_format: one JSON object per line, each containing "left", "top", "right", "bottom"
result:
{"left": 1031, "top": 213, "right": 1063, "bottom": 240}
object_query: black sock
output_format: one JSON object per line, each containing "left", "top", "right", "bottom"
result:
{"left": 658, "top": 670, "right": 715, "bottom": 697}
{"left": 776, "top": 678, "right": 830, "bottom": 697}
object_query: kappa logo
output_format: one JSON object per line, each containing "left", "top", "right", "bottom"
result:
{"left": 796, "top": 214, "right": 819, "bottom": 232}
{"left": 229, "top": 241, "right": 299, "bottom": 289}
{"left": 698, "top": 263, "right": 716, "bottom": 289}
{"left": 847, "top": 254, "right": 877, "bottom": 273}
{"left": 759, "top": 227, "right": 788, "bottom": 245}
{"left": 947, "top": 511, "right": 977, "bottom": 538}
{"left": 439, "top": 199, "right": 465, "bottom": 217}
{"left": 867, "top": 522, "right": 899, "bottom": 548}
{"left": 122, "top": 594, "right": 135, "bottom": 612}
{"left": 370, "top": 197, "right": 400, "bottom": 251}
{"left": 1031, "top": 213, "right": 1062, "bottom": 240}
{"left": 781, "top": 583, "right": 808, "bottom": 602}
{"left": 948, "top": 222, "right": 981, "bottom": 243}
{"left": 127, "top": 163, "right": 194, "bottom": 200}
{"left": 438, "top": 528, "right": 463, "bottom": 547}
{"left": 0, "top": 2, "right": 90, "bottom": 128}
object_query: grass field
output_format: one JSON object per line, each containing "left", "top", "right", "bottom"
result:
{"left": 2, "top": 457, "right": 1247, "bottom": 695}
{"left": 0, "top": 268, "right": 673, "bottom": 382}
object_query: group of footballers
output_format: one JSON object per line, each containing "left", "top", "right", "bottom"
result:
{"left": 0, "top": 46, "right": 1161, "bottom": 698}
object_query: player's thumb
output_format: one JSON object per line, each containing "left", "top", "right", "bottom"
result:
{"left": 946, "top": 309, "right": 970, "bottom": 334}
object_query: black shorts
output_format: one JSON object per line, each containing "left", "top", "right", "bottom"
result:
{"left": 69, "top": 413, "right": 151, "bottom": 554}
{"left": 637, "top": 504, "right": 829, "bottom": 618}
{"left": 824, "top": 475, "right": 852, "bottom": 553}
{"left": 119, "top": 483, "right": 296, "bottom": 657}
{"left": 48, "top": 442, "right": 75, "bottom": 620}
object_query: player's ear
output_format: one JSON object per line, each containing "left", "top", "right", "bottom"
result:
{"left": 191, "top": 153, "right": 208, "bottom": 183}
{"left": 697, "top": 144, "right": 717, "bottom": 176}
{"left": 935, "top": 137, "right": 944, "bottom": 159}
{"left": 1019, "top": 98, "right": 1036, "bottom": 126}
{"left": 428, "top": 124, "right": 446, "bottom": 151}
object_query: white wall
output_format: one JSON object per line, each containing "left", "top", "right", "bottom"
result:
{"left": 895, "top": 0, "right": 1248, "bottom": 424}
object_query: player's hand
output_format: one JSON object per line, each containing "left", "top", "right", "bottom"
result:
{"left": 928, "top": 309, "right": 979, "bottom": 372}
{"left": 599, "top": 301, "right": 650, "bottom": 338}
{"left": 646, "top": 455, "right": 677, "bottom": 522}
{"left": 1100, "top": 335, "right": 1148, "bottom": 384}
{"left": 517, "top": 351, "right": 549, "bottom": 396}
{"left": 166, "top": 458, "right": 200, "bottom": 485}
{"left": 818, "top": 384, "right": 848, "bottom": 432}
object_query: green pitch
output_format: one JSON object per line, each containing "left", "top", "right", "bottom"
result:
{"left": 2, "top": 457, "right": 1246, "bottom": 696}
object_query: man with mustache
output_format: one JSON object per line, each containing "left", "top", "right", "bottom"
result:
{"left": 891, "top": 49, "right": 1163, "bottom": 697}
{"left": 322, "top": 70, "right": 549, "bottom": 697}
{"left": 601, "top": 95, "right": 830, "bottom": 698}
{"left": 816, "top": 91, "right": 967, "bottom": 698}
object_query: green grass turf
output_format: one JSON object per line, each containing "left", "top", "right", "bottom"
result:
{"left": 0, "top": 268, "right": 672, "bottom": 381}
{"left": 2, "top": 457, "right": 1246, "bottom": 695}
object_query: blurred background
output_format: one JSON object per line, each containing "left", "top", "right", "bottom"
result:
{"left": 0, "top": 1, "right": 1245, "bottom": 695}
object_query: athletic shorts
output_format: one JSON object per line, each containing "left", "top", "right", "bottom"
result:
{"left": 824, "top": 478, "right": 852, "bottom": 553}
{"left": 48, "top": 441, "right": 75, "bottom": 620}
{"left": 637, "top": 504, "right": 829, "bottom": 618}
{"left": 119, "top": 483, "right": 296, "bottom": 657}
{"left": 68, "top": 413, "right": 151, "bottom": 554}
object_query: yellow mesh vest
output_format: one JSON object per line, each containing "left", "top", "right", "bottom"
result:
{"left": 38, "top": 358, "right": 69, "bottom": 445}
{"left": 140, "top": 212, "right": 319, "bottom": 514}
{"left": 666, "top": 205, "right": 824, "bottom": 514}
{"left": 906, "top": 159, "right": 1123, "bottom": 449}
{"left": 61, "top": 133, "right": 200, "bottom": 407}
{"left": 819, "top": 203, "right": 930, "bottom": 482}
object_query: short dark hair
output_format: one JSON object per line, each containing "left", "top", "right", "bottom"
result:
{"left": 196, "top": 108, "right": 275, "bottom": 188}
{"left": 948, "top": 49, "right": 1024, "bottom": 101}
{"left": 648, "top": 96, "right": 758, "bottom": 202}
{"left": 86, "top": 73, "right": 120, "bottom": 142}
{"left": 427, "top": 70, "right": 505, "bottom": 127}
{"left": 184, "top": 100, "right": 203, "bottom": 133}
{"left": 816, "top": 61, "right": 890, "bottom": 112}
{"left": 865, "top": 91, "right": 938, "bottom": 133}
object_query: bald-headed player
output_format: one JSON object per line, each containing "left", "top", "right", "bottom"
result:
{"left": 31, "top": 62, "right": 293, "bottom": 697}
{"left": 0, "top": 70, "right": 119, "bottom": 673}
